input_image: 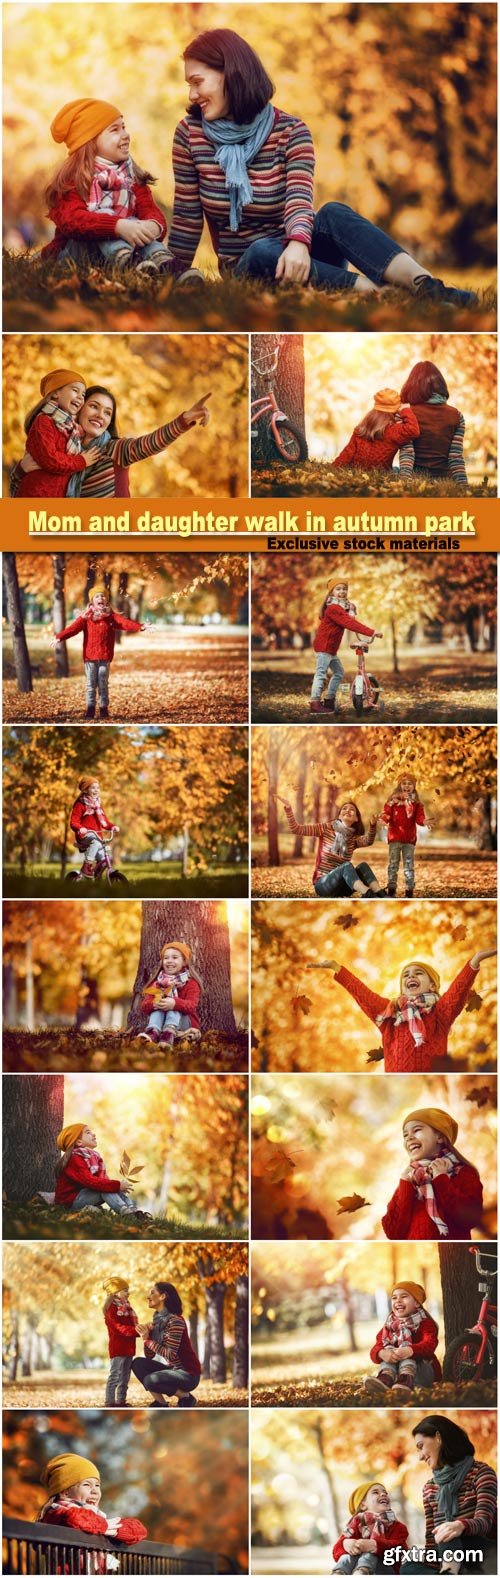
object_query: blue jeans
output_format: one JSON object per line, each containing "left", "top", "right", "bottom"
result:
{"left": 77, "top": 831, "right": 107, "bottom": 865}
{"left": 314, "top": 859, "right": 377, "bottom": 896}
{"left": 332, "top": 1558, "right": 377, "bottom": 1574}
{"left": 387, "top": 841, "right": 415, "bottom": 888}
{"left": 147, "top": 1009, "right": 191, "bottom": 1035}
{"left": 131, "top": 1356, "right": 200, "bottom": 1397}
{"left": 69, "top": 1187, "right": 134, "bottom": 1215}
{"left": 85, "top": 660, "right": 109, "bottom": 707}
{"left": 105, "top": 1354, "right": 133, "bottom": 1405}
{"left": 235, "top": 202, "right": 403, "bottom": 289}
{"left": 311, "top": 652, "right": 344, "bottom": 700}
{"left": 59, "top": 237, "right": 172, "bottom": 271}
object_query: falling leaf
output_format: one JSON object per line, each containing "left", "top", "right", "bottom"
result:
{"left": 335, "top": 913, "right": 359, "bottom": 931}
{"left": 336, "top": 1193, "right": 371, "bottom": 1215}
{"left": 451, "top": 924, "right": 468, "bottom": 940}
{"left": 366, "top": 1048, "right": 384, "bottom": 1063}
{"left": 291, "top": 994, "right": 312, "bottom": 1016}
{"left": 467, "top": 1086, "right": 493, "bottom": 1107}
{"left": 465, "top": 990, "right": 483, "bottom": 1012}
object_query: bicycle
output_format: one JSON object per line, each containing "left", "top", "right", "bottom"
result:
{"left": 251, "top": 389, "right": 308, "bottom": 462}
{"left": 442, "top": 1246, "right": 497, "bottom": 1382}
{"left": 349, "top": 634, "right": 383, "bottom": 716}
{"left": 65, "top": 828, "right": 129, "bottom": 887}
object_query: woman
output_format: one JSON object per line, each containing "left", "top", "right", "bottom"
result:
{"left": 12, "top": 384, "right": 210, "bottom": 498}
{"left": 168, "top": 29, "right": 476, "bottom": 308}
{"left": 277, "top": 793, "right": 386, "bottom": 897}
{"left": 131, "top": 1280, "right": 201, "bottom": 1407}
{"left": 406, "top": 1415, "right": 497, "bottom": 1573}
{"left": 397, "top": 362, "right": 468, "bottom": 489}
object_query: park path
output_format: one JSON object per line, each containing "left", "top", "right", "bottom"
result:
{"left": 251, "top": 850, "right": 496, "bottom": 899}
{"left": 4, "top": 1371, "right": 247, "bottom": 1409}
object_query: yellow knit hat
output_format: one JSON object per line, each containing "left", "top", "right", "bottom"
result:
{"left": 349, "top": 1483, "right": 381, "bottom": 1516}
{"left": 104, "top": 1277, "right": 129, "bottom": 1296}
{"left": 56, "top": 1122, "right": 87, "bottom": 1151}
{"left": 41, "top": 1455, "right": 99, "bottom": 1495}
{"left": 403, "top": 1108, "right": 458, "bottom": 1146}
{"left": 51, "top": 99, "right": 122, "bottom": 154}
{"left": 40, "top": 370, "right": 85, "bottom": 400}
{"left": 78, "top": 777, "right": 98, "bottom": 792}
{"left": 374, "top": 388, "right": 401, "bottom": 413}
{"left": 89, "top": 589, "right": 110, "bottom": 603}
{"left": 161, "top": 940, "right": 192, "bottom": 962}
{"left": 400, "top": 960, "right": 441, "bottom": 995}
{"left": 392, "top": 1281, "right": 426, "bottom": 1306}
{"left": 326, "top": 576, "right": 349, "bottom": 593}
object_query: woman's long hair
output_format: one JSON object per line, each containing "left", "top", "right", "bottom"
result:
{"left": 183, "top": 29, "right": 274, "bottom": 123}
{"left": 46, "top": 140, "right": 156, "bottom": 208}
{"left": 154, "top": 1281, "right": 183, "bottom": 1316}
{"left": 355, "top": 408, "right": 399, "bottom": 440}
{"left": 83, "top": 386, "right": 119, "bottom": 440}
{"left": 411, "top": 1415, "right": 475, "bottom": 1465}
{"left": 400, "top": 361, "right": 449, "bottom": 404}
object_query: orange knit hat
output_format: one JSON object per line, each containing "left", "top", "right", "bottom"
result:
{"left": 51, "top": 99, "right": 122, "bottom": 153}
{"left": 78, "top": 776, "right": 99, "bottom": 792}
{"left": 392, "top": 1281, "right": 426, "bottom": 1306}
{"left": 161, "top": 941, "right": 192, "bottom": 962}
{"left": 373, "top": 388, "right": 401, "bottom": 413}
{"left": 40, "top": 370, "right": 85, "bottom": 400}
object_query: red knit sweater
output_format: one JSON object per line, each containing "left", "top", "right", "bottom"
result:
{"left": 141, "top": 973, "right": 201, "bottom": 1029}
{"left": 39, "top": 1504, "right": 147, "bottom": 1553}
{"left": 17, "top": 414, "right": 87, "bottom": 497}
{"left": 335, "top": 960, "right": 478, "bottom": 1072}
{"left": 57, "top": 610, "right": 142, "bottom": 663}
{"left": 55, "top": 1150, "right": 122, "bottom": 1207}
{"left": 332, "top": 1517, "right": 409, "bottom": 1566}
{"left": 333, "top": 408, "right": 420, "bottom": 471}
{"left": 313, "top": 603, "right": 375, "bottom": 656}
{"left": 382, "top": 798, "right": 427, "bottom": 843}
{"left": 105, "top": 1298, "right": 138, "bottom": 1358}
{"left": 42, "top": 181, "right": 167, "bottom": 257}
{"left": 70, "top": 798, "right": 114, "bottom": 836}
{"left": 382, "top": 1167, "right": 483, "bottom": 1240}
{"left": 370, "top": 1313, "right": 442, "bottom": 1379}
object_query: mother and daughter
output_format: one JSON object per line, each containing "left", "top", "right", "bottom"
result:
{"left": 332, "top": 364, "right": 468, "bottom": 489}
{"left": 35, "top": 31, "right": 476, "bottom": 308}
{"left": 277, "top": 763, "right": 433, "bottom": 897}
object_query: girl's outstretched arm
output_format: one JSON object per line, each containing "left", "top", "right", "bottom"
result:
{"left": 470, "top": 948, "right": 496, "bottom": 969}
{"left": 437, "top": 957, "right": 488, "bottom": 1033}
{"left": 306, "top": 961, "right": 389, "bottom": 1022}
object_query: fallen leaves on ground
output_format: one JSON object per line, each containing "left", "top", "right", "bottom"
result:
{"left": 3, "top": 647, "right": 248, "bottom": 725}
{"left": 3, "top": 1027, "right": 249, "bottom": 1074}
{"left": 252, "top": 460, "right": 494, "bottom": 497}
{"left": 251, "top": 1375, "right": 497, "bottom": 1408}
{"left": 2, "top": 1201, "right": 239, "bottom": 1242}
{"left": 4, "top": 1373, "right": 248, "bottom": 1410}
{"left": 251, "top": 852, "right": 496, "bottom": 900}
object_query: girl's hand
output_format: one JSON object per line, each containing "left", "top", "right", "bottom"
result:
{"left": 343, "top": 1540, "right": 359, "bottom": 1556}
{"left": 159, "top": 995, "right": 176, "bottom": 1010}
{"left": 182, "top": 394, "right": 212, "bottom": 428}
{"left": 433, "top": 1521, "right": 465, "bottom": 1544}
{"left": 83, "top": 444, "right": 103, "bottom": 468}
{"left": 397, "top": 1344, "right": 414, "bottom": 1359}
{"left": 427, "top": 1157, "right": 452, "bottom": 1178}
{"left": 306, "top": 961, "right": 340, "bottom": 972}
{"left": 115, "top": 217, "right": 161, "bottom": 246}
{"left": 356, "top": 1540, "right": 377, "bottom": 1554}
{"left": 275, "top": 241, "right": 311, "bottom": 284}
{"left": 20, "top": 452, "right": 40, "bottom": 473}
{"left": 380, "top": 1345, "right": 397, "bottom": 1361}
{"left": 471, "top": 948, "right": 496, "bottom": 968}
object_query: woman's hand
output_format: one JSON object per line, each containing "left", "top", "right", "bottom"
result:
{"left": 83, "top": 444, "right": 103, "bottom": 468}
{"left": 433, "top": 1520, "right": 465, "bottom": 1544}
{"left": 275, "top": 241, "right": 311, "bottom": 284}
{"left": 115, "top": 217, "right": 161, "bottom": 246}
{"left": 306, "top": 961, "right": 340, "bottom": 972}
{"left": 182, "top": 396, "right": 212, "bottom": 428}
{"left": 471, "top": 948, "right": 496, "bottom": 969}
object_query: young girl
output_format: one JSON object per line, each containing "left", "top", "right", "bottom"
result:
{"left": 380, "top": 773, "right": 428, "bottom": 897}
{"left": 103, "top": 1276, "right": 140, "bottom": 1406}
{"left": 310, "top": 577, "right": 381, "bottom": 714}
{"left": 54, "top": 1121, "right": 151, "bottom": 1223}
{"left": 43, "top": 99, "right": 172, "bottom": 274}
{"left": 15, "top": 369, "right": 102, "bottom": 498}
{"left": 138, "top": 941, "right": 202, "bottom": 1048}
{"left": 332, "top": 1482, "right": 409, "bottom": 1573}
{"left": 37, "top": 1452, "right": 147, "bottom": 1562}
{"left": 277, "top": 795, "right": 385, "bottom": 898}
{"left": 364, "top": 1281, "right": 441, "bottom": 1402}
{"left": 69, "top": 776, "right": 117, "bottom": 880}
{"left": 382, "top": 1108, "right": 484, "bottom": 1241}
{"left": 332, "top": 390, "right": 420, "bottom": 474}
{"left": 55, "top": 589, "right": 147, "bottom": 720}
{"left": 305, "top": 949, "right": 494, "bottom": 1072}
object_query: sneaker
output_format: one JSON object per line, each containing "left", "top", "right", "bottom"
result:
{"left": 133, "top": 1209, "right": 153, "bottom": 1224}
{"left": 309, "top": 699, "right": 323, "bottom": 712}
{"left": 386, "top": 885, "right": 397, "bottom": 897}
{"left": 363, "top": 1375, "right": 391, "bottom": 1395}
{"left": 177, "top": 1393, "right": 197, "bottom": 1407}
{"left": 405, "top": 887, "right": 415, "bottom": 898}
{"left": 158, "top": 1030, "right": 176, "bottom": 1048}
{"left": 175, "top": 268, "right": 205, "bottom": 286}
{"left": 149, "top": 1398, "right": 168, "bottom": 1407}
{"left": 391, "top": 1382, "right": 414, "bottom": 1401}
{"left": 414, "top": 275, "right": 478, "bottom": 309}
{"left": 137, "top": 1030, "right": 154, "bottom": 1042}
{"left": 322, "top": 697, "right": 340, "bottom": 712}
{"left": 176, "top": 1027, "right": 201, "bottom": 1044}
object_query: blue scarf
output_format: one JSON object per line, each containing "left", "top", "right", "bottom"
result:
{"left": 67, "top": 432, "right": 110, "bottom": 497}
{"left": 432, "top": 1456, "right": 475, "bottom": 1521}
{"left": 201, "top": 103, "right": 274, "bottom": 231}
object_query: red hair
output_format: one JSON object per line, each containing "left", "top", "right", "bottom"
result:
{"left": 355, "top": 408, "right": 398, "bottom": 440}
{"left": 46, "top": 140, "right": 155, "bottom": 208}
{"left": 400, "top": 361, "right": 449, "bottom": 404}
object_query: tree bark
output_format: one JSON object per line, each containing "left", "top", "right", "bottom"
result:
{"left": 3, "top": 554, "right": 33, "bottom": 692}
{"left": 439, "top": 1243, "right": 482, "bottom": 1345}
{"left": 390, "top": 616, "right": 400, "bottom": 674}
{"left": 202, "top": 1316, "right": 212, "bottom": 1378}
{"left": 292, "top": 749, "right": 308, "bottom": 858}
{"left": 25, "top": 936, "right": 35, "bottom": 1032}
{"left": 205, "top": 1281, "right": 227, "bottom": 1382}
{"left": 267, "top": 739, "right": 281, "bottom": 866}
{"left": 3, "top": 1075, "right": 64, "bottom": 1200}
{"left": 252, "top": 335, "right": 306, "bottom": 464}
{"left": 75, "top": 970, "right": 102, "bottom": 1030}
{"left": 188, "top": 1308, "right": 199, "bottom": 1357}
{"left": 126, "top": 901, "right": 237, "bottom": 1036}
{"left": 52, "top": 554, "right": 69, "bottom": 678}
{"left": 232, "top": 1275, "right": 249, "bottom": 1387}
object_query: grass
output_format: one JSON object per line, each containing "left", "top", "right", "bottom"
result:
{"left": 3, "top": 863, "right": 249, "bottom": 899}
{"left": 252, "top": 460, "right": 495, "bottom": 497}
{"left": 4, "top": 250, "right": 497, "bottom": 332}
{"left": 3, "top": 1026, "right": 249, "bottom": 1074}
{"left": 3, "top": 1199, "right": 247, "bottom": 1241}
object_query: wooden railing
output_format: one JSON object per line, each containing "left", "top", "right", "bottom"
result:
{"left": 2, "top": 1519, "right": 243, "bottom": 1575}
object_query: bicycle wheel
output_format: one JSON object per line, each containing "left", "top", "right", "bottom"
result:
{"left": 367, "top": 673, "right": 381, "bottom": 707}
{"left": 443, "top": 1331, "right": 491, "bottom": 1382}
{"left": 109, "top": 870, "right": 129, "bottom": 885}
{"left": 353, "top": 689, "right": 364, "bottom": 716}
{"left": 273, "top": 417, "right": 308, "bottom": 462}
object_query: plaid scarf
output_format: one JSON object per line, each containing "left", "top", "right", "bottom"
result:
{"left": 329, "top": 818, "right": 362, "bottom": 860}
{"left": 41, "top": 398, "right": 82, "bottom": 453}
{"left": 410, "top": 1150, "right": 458, "bottom": 1236}
{"left": 326, "top": 595, "right": 358, "bottom": 614}
{"left": 156, "top": 966, "right": 190, "bottom": 991}
{"left": 380, "top": 1308, "right": 426, "bottom": 1346}
{"left": 376, "top": 991, "right": 439, "bottom": 1046}
{"left": 72, "top": 1145, "right": 105, "bottom": 1175}
{"left": 88, "top": 155, "right": 136, "bottom": 216}
{"left": 111, "top": 1295, "right": 138, "bottom": 1323}
{"left": 80, "top": 791, "right": 108, "bottom": 828}
{"left": 346, "top": 1509, "right": 396, "bottom": 1540}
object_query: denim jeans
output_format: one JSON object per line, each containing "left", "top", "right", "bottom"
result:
{"left": 105, "top": 1354, "right": 133, "bottom": 1405}
{"left": 85, "top": 660, "right": 110, "bottom": 707}
{"left": 131, "top": 1356, "right": 200, "bottom": 1397}
{"left": 235, "top": 202, "right": 403, "bottom": 289}
{"left": 77, "top": 831, "right": 107, "bottom": 865}
{"left": 377, "top": 1357, "right": 417, "bottom": 1383}
{"left": 332, "top": 1557, "right": 377, "bottom": 1575}
{"left": 387, "top": 841, "right": 415, "bottom": 887}
{"left": 314, "top": 859, "right": 377, "bottom": 896}
{"left": 402, "top": 1536, "right": 492, "bottom": 1573}
{"left": 147, "top": 1009, "right": 191, "bottom": 1035}
{"left": 59, "top": 236, "right": 172, "bottom": 271}
{"left": 69, "top": 1187, "right": 134, "bottom": 1215}
{"left": 311, "top": 652, "right": 344, "bottom": 700}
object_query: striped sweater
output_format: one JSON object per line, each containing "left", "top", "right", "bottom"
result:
{"left": 283, "top": 802, "right": 375, "bottom": 885}
{"left": 144, "top": 1310, "right": 201, "bottom": 1375}
{"left": 168, "top": 107, "right": 315, "bottom": 272}
{"left": 422, "top": 1460, "right": 497, "bottom": 1546}
{"left": 80, "top": 414, "right": 191, "bottom": 497}
{"left": 399, "top": 404, "right": 467, "bottom": 486}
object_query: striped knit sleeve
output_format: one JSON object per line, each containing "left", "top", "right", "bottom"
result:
{"left": 155, "top": 1315, "right": 185, "bottom": 1364}
{"left": 169, "top": 120, "right": 204, "bottom": 268}
{"left": 398, "top": 441, "right": 415, "bottom": 476}
{"left": 448, "top": 414, "right": 468, "bottom": 487}
{"left": 460, "top": 1464, "right": 497, "bottom": 1538}
{"left": 422, "top": 1481, "right": 436, "bottom": 1549}
{"left": 107, "top": 415, "right": 191, "bottom": 468}
{"left": 283, "top": 803, "right": 329, "bottom": 837}
{"left": 283, "top": 120, "right": 315, "bottom": 247}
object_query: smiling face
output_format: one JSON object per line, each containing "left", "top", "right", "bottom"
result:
{"left": 338, "top": 802, "right": 358, "bottom": 828}
{"left": 148, "top": 1284, "right": 165, "bottom": 1310}
{"left": 95, "top": 115, "right": 130, "bottom": 162}
{"left": 185, "top": 59, "right": 229, "bottom": 119}
{"left": 55, "top": 381, "right": 85, "bottom": 417}
{"left": 391, "top": 1288, "right": 419, "bottom": 1317}
{"left": 79, "top": 1125, "right": 97, "bottom": 1149}
{"left": 400, "top": 964, "right": 434, "bottom": 999}
{"left": 330, "top": 582, "right": 348, "bottom": 601}
{"left": 161, "top": 947, "right": 186, "bottom": 975}
{"left": 80, "top": 391, "right": 114, "bottom": 438}
{"left": 413, "top": 1432, "right": 442, "bottom": 1471}
{"left": 398, "top": 776, "right": 416, "bottom": 797}
{"left": 64, "top": 1478, "right": 101, "bottom": 1507}
{"left": 362, "top": 1485, "right": 390, "bottom": 1517}
{"left": 403, "top": 1120, "right": 442, "bottom": 1162}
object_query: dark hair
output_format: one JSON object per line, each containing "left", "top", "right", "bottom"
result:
{"left": 183, "top": 29, "right": 274, "bottom": 124}
{"left": 83, "top": 386, "right": 119, "bottom": 439}
{"left": 412, "top": 1416, "right": 475, "bottom": 1465}
{"left": 400, "top": 361, "right": 449, "bottom": 405}
{"left": 355, "top": 408, "right": 398, "bottom": 440}
{"left": 337, "top": 800, "right": 365, "bottom": 837}
{"left": 155, "top": 1281, "right": 183, "bottom": 1315}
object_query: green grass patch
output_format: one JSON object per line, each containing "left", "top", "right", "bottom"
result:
{"left": 3, "top": 863, "right": 249, "bottom": 898}
{"left": 3, "top": 1200, "right": 246, "bottom": 1241}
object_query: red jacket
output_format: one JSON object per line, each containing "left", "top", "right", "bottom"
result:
{"left": 332, "top": 1517, "right": 409, "bottom": 1566}
{"left": 382, "top": 797, "right": 427, "bottom": 843}
{"left": 55, "top": 1149, "right": 122, "bottom": 1207}
{"left": 382, "top": 1166, "right": 483, "bottom": 1241}
{"left": 313, "top": 602, "right": 375, "bottom": 656}
{"left": 39, "top": 1503, "right": 147, "bottom": 1573}
{"left": 17, "top": 414, "right": 87, "bottom": 498}
{"left": 70, "top": 797, "right": 114, "bottom": 836}
{"left": 42, "top": 181, "right": 167, "bottom": 258}
{"left": 333, "top": 407, "right": 420, "bottom": 471}
{"left": 335, "top": 960, "right": 479, "bottom": 1072}
{"left": 141, "top": 973, "right": 201, "bottom": 1029}
{"left": 105, "top": 1298, "right": 138, "bottom": 1357}
{"left": 370, "top": 1313, "right": 442, "bottom": 1379}
{"left": 57, "top": 610, "right": 142, "bottom": 663}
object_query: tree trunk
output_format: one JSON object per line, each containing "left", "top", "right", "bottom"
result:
{"left": 390, "top": 616, "right": 400, "bottom": 674}
{"left": 292, "top": 749, "right": 308, "bottom": 858}
{"left": 52, "top": 554, "right": 69, "bottom": 678}
{"left": 3, "top": 964, "right": 18, "bottom": 1026}
{"left": 205, "top": 1282, "right": 227, "bottom": 1382}
{"left": 252, "top": 335, "right": 306, "bottom": 464}
{"left": 267, "top": 739, "right": 281, "bottom": 865}
{"left": 25, "top": 936, "right": 35, "bottom": 1032}
{"left": 75, "top": 970, "right": 102, "bottom": 1030}
{"left": 3, "top": 554, "right": 33, "bottom": 692}
{"left": 3, "top": 1075, "right": 64, "bottom": 1200}
{"left": 202, "top": 1315, "right": 212, "bottom": 1378}
{"left": 339, "top": 1274, "right": 357, "bottom": 1353}
{"left": 126, "top": 901, "right": 237, "bottom": 1036}
{"left": 182, "top": 825, "right": 189, "bottom": 879}
{"left": 439, "top": 1243, "right": 481, "bottom": 1346}
{"left": 188, "top": 1308, "right": 199, "bottom": 1356}
{"left": 232, "top": 1275, "right": 249, "bottom": 1387}
{"left": 7, "top": 1311, "right": 20, "bottom": 1381}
